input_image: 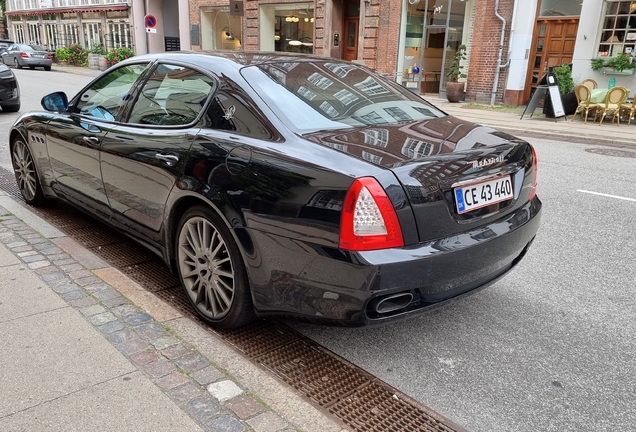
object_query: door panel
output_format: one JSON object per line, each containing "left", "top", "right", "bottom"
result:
{"left": 343, "top": 18, "right": 358, "bottom": 61}
{"left": 524, "top": 19, "right": 579, "bottom": 103}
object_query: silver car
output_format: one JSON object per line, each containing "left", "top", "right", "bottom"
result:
{"left": 1, "top": 43, "right": 52, "bottom": 71}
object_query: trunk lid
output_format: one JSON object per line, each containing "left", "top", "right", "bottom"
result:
{"left": 304, "top": 115, "right": 536, "bottom": 243}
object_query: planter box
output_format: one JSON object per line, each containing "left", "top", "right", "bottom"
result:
{"left": 599, "top": 67, "right": 635, "bottom": 75}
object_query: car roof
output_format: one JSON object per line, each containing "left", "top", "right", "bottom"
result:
{"left": 130, "top": 50, "right": 352, "bottom": 69}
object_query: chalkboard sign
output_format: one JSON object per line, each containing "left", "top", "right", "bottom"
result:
{"left": 521, "top": 72, "right": 567, "bottom": 122}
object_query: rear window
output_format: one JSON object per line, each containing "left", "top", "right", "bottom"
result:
{"left": 241, "top": 61, "right": 444, "bottom": 134}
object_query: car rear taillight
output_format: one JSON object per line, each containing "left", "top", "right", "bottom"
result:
{"left": 529, "top": 145, "right": 538, "bottom": 200}
{"left": 19, "top": 52, "right": 29, "bottom": 58}
{"left": 46, "top": 53, "right": 52, "bottom": 59}
{"left": 340, "top": 177, "right": 404, "bottom": 251}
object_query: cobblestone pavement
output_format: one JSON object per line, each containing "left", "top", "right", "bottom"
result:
{"left": 0, "top": 201, "right": 338, "bottom": 432}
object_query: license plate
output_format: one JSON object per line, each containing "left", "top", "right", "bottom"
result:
{"left": 454, "top": 176, "right": 513, "bottom": 214}
{"left": 33, "top": 54, "right": 44, "bottom": 58}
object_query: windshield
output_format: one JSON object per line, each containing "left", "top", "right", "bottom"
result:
{"left": 241, "top": 61, "right": 445, "bottom": 134}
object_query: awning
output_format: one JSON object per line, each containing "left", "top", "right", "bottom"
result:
{"left": 6, "top": 5, "right": 128, "bottom": 17}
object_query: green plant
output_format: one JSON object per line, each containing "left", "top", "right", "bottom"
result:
{"left": 590, "top": 54, "right": 636, "bottom": 71}
{"left": 552, "top": 64, "right": 574, "bottom": 95}
{"left": 591, "top": 58, "right": 605, "bottom": 71}
{"left": 105, "top": 47, "right": 135, "bottom": 67}
{"left": 55, "top": 46, "right": 70, "bottom": 62}
{"left": 446, "top": 44, "right": 467, "bottom": 82}
{"left": 89, "top": 43, "right": 106, "bottom": 55}
{"left": 67, "top": 43, "right": 88, "bottom": 67}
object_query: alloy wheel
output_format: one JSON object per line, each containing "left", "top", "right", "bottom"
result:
{"left": 12, "top": 140, "right": 38, "bottom": 202}
{"left": 178, "top": 216, "right": 235, "bottom": 320}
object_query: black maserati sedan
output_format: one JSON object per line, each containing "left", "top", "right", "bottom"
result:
{"left": 9, "top": 52, "right": 541, "bottom": 328}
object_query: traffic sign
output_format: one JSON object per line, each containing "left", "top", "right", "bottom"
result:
{"left": 145, "top": 14, "right": 157, "bottom": 28}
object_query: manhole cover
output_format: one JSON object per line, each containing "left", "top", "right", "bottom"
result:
{"left": 585, "top": 148, "right": 636, "bottom": 158}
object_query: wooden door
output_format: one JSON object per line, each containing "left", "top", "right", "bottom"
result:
{"left": 524, "top": 19, "right": 579, "bottom": 103}
{"left": 343, "top": 18, "right": 358, "bottom": 61}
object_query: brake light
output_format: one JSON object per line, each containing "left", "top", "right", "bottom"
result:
{"left": 529, "top": 145, "right": 538, "bottom": 200}
{"left": 340, "top": 177, "right": 404, "bottom": 251}
{"left": 46, "top": 53, "right": 52, "bottom": 59}
{"left": 19, "top": 52, "right": 29, "bottom": 58}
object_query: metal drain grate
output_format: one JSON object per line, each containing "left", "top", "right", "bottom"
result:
{"left": 0, "top": 165, "right": 464, "bottom": 432}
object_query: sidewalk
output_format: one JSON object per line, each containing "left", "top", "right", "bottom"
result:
{"left": 51, "top": 64, "right": 636, "bottom": 147}
{"left": 0, "top": 192, "right": 345, "bottom": 432}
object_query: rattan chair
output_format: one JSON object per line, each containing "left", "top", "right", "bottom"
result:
{"left": 572, "top": 85, "right": 601, "bottom": 123}
{"left": 581, "top": 79, "right": 598, "bottom": 91}
{"left": 595, "top": 86, "right": 629, "bottom": 125}
{"left": 618, "top": 93, "right": 636, "bottom": 125}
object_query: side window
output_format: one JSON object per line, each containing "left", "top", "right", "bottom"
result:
{"left": 127, "top": 64, "right": 214, "bottom": 126}
{"left": 75, "top": 63, "right": 148, "bottom": 121}
{"left": 204, "top": 80, "right": 275, "bottom": 140}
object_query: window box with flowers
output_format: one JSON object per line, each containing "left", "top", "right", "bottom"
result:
{"left": 590, "top": 54, "right": 636, "bottom": 75}
{"left": 105, "top": 47, "right": 135, "bottom": 68}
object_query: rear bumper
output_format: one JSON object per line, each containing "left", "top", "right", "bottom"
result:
{"left": 249, "top": 197, "right": 542, "bottom": 325}
{"left": 20, "top": 58, "right": 52, "bottom": 67}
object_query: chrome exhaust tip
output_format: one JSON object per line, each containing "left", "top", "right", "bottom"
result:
{"left": 370, "top": 292, "right": 414, "bottom": 314}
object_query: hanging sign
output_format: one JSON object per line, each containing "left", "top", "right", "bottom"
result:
{"left": 230, "top": 1, "right": 244, "bottom": 16}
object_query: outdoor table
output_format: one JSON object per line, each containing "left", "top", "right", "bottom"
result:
{"left": 590, "top": 88, "right": 630, "bottom": 103}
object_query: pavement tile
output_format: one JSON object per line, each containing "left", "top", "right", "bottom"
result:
{"left": 156, "top": 371, "right": 191, "bottom": 390}
{"left": 175, "top": 352, "right": 210, "bottom": 373}
{"left": 60, "top": 290, "right": 88, "bottom": 301}
{"left": 98, "top": 320, "right": 127, "bottom": 334}
{"left": 130, "top": 350, "right": 160, "bottom": 365}
{"left": 91, "top": 288, "right": 122, "bottom": 302}
{"left": 69, "top": 296, "right": 98, "bottom": 308}
{"left": 225, "top": 396, "right": 266, "bottom": 420}
{"left": 101, "top": 295, "right": 129, "bottom": 308}
{"left": 105, "top": 328, "right": 137, "bottom": 344}
{"left": 246, "top": 412, "right": 288, "bottom": 432}
{"left": 41, "top": 271, "right": 65, "bottom": 281}
{"left": 17, "top": 250, "right": 37, "bottom": 257}
{"left": 47, "top": 253, "right": 70, "bottom": 261}
{"left": 53, "top": 258, "right": 75, "bottom": 266}
{"left": 112, "top": 304, "right": 139, "bottom": 317}
{"left": 11, "top": 245, "right": 32, "bottom": 253}
{"left": 75, "top": 276, "right": 102, "bottom": 286}
{"left": 6, "top": 241, "right": 27, "bottom": 248}
{"left": 150, "top": 335, "right": 181, "bottom": 350}
{"left": 80, "top": 304, "right": 107, "bottom": 317}
{"left": 168, "top": 383, "right": 205, "bottom": 406}
{"left": 134, "top": 322, "right": 169, "bottom": 340}
{"left": 67, "top": 269, "right": 92, "bottom": 279}
{"left": 115, "top": 337, "right": 151, "bottom": 356}
{"left": 143, "top": 359, "right": 176, "bottom": 378}
{"left": 162, "top": 344, "right": 193, "bottom": 360}
{"left": 48, "top": 277, "right": 72, "bottom": 288}
{"left": 207, "top": 380, "right": 243, "bottom": 402}
{"left": 124, "top": 312, "right": 153, "bottom": 326}
{"left": 27, "top": 237, "right": 49, "bottom": 244}
{"left": 183, "top": 395, "right": 221, "bottom": 422}
{"left": 84, "top": 282, "right": 111, "bottom": 292}
{"left": 87, "top": 311, "right": 118, "bottom": 326}
{"left": 51, "top": 283, "right": 81, "bottom": 294}
{"left": 191, "top": 366, "right": 225, "bottom": 386}
{"left": 204, "top": 415, "right": 245, "bottom": 432}
{"left": 28, "top": 260, "right": 52, "bottom": 270}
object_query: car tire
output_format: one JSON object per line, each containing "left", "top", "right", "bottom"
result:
{"left": 1, "top": 103, "right": 20, "bottom": 112}
{"left": 44, "top": 66, "right": 51, "bottom": 71}
{"left": 11, "top": 137, "right": 45, "bottom": 206}
{"left": 175, "top": 206, "right": 255, "bottom": 329}
{"left": 15, "top": 58, "right": 22, "bottom": 69}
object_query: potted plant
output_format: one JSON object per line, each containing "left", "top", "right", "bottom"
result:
{"left": 545, "top": 63, "right": 578, "bottom": 117}
{"left": 67, "top": 43, "right": 88, "bottom": 67}
{"left": 446, "top": 44, "right": 467, "bottom": 103}
{"left": 55, "top": 47, "right": 70, "bottom": 66}
{"left": 590, "top": 53, "right": 636, "bottom": 75}
{"left": 88, "top": 43, "right": 106, "bottom": 70}
{"left": 105, "top": 47, "right": 135, "bottom": 68}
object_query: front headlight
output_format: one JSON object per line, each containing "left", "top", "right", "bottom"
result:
{"left": 0, "top": 69, "right": 14, "bottom": 79}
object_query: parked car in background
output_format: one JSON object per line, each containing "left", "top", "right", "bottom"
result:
{"left": 8, "top": 52, "right": 541, "bottom": 329}
{"left": 1, "top": 43, "right": 52, "bottom": 70}
{"left": 0, "top": 39, "right": 14, "bottom": 55}
{"left": 0, "top": 62, "right": 20, "bottom": 112}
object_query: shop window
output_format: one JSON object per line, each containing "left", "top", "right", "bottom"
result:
{"left": 269, "top": 3, "right": 314, "bottom": 54}
{"left": 598, "top": 1, "right": 636, "bottom": 57}
{"left": 200, "top": 8, "right": 241, "bottom": 50}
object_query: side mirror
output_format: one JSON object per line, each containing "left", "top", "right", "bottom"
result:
{"left": 41, "top": 92, "right": 68, "bottom": 112}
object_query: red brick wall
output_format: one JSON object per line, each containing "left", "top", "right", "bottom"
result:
{"left": 465, "top": 0, "right": 514, "bottom": 104}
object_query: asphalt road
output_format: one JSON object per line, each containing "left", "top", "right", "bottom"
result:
{"left": 2, "top": 68, "right": 635, "bottom": 432}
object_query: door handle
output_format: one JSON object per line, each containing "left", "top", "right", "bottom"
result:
{"left": 155, "top": 153, "right": 179, "bottom": 166}
{"left": 82, "top": 136, "right": 101, "bottom": 147}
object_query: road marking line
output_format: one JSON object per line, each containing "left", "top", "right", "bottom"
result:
{"left": 577, "top": 190, "right": 636, "bottom": 202}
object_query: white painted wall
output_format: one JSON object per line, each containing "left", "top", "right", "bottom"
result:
{"left": 505, "top": 0, "right": 538, "bottom": 92}
{"left": 260, "top": 6, "right": 276, "bottom": 52}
